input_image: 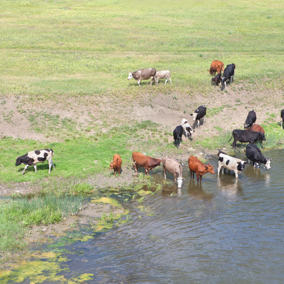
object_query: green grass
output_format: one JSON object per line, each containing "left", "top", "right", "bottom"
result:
{"left": 0, "top": 194, "right": 83, "bottom": 252}
{"left": 0, "top": 0, "right": 284, "bottom": 97}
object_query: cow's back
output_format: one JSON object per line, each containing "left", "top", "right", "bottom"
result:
{"left": 246, "top": 124, "right": 264, "bottom": 134}
{"left": 162, "top": 156, "right": 182, "bottom": 175}
{"left": 132, "top": 152, "right": 147, "bottom": 166}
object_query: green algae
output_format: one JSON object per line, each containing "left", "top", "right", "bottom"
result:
{"left": 0, "top": 252, "right": 94, "bottom": 283}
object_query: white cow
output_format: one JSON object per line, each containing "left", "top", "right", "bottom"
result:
{"left": 217, "top": 151, "right": 247, "bottom": 178}
{"left": 155, "top": 70, "right": 172, "bottom": 84}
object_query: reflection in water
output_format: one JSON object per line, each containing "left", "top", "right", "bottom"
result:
{"left": 217, "top": 177, "right": 243, "bottom": 200}
{"left": 187, "top": 180, "right": 214, "bottom": 201}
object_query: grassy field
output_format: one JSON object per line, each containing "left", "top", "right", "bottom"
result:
{"left": 0, "top": 0, "right": 283, "bottom": 96}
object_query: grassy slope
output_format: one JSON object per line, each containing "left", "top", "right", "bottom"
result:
{"left": 0, "top": 0, "right": 283, "bottom": 96}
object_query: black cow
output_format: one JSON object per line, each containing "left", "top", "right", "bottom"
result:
{"left": 229, "top": 129, "right": 266, "bottom": 148}
{"left": 212, "top": 72, "right": 222, "bottom": 86}
{"left": 221, "top": 63, "right": 236, "bottom": 88}
{"left": 15, "top": 149, "right": 55, "bottom": 174}
{"left": 190, "top": 105, "right": 207, "bottom": 129}
{"left": 246, "top": 143, "right": 271, "bottom": 169}
{"left": 281, "top": 109, "right": 284, "bottom": 129}
{"left": 244, "top": 110, "right": 257, "bottom": 129}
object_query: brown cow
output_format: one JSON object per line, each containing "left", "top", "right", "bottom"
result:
{"left": 188, "top": 156, "right": 215, "bottom": 182}
{"left": 245, "top": 124, "right": 265, "bottom": 134}
{"left": 128, "top": 68, "right": 156, "bottom": 86}
{"left": 132, "top": 152, "right": 161, "bottom": 175}
{"left": 208, "top": 60, "right": 224, "bottom": 76}
{"left": 109, "top": 154, "right": 122, "bottom": 175}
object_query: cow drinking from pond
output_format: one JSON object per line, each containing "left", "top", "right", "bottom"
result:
{"left": 128, "top": 68, "right": 156, "bottom": 86}
{"left": 15, "top": 149, "right": 55, "bottom": 175}
{"left": 162, "top": 156, "right": 183, "bottom": 188}
{"left": 132, "top": 152, "right": 161, "bottom": 175}
{"left": 246, "top": 143, "right": 271, "bottom": 169}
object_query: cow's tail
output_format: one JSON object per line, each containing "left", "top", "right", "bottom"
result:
{"left": 228, "top": 135, "right": 233, "bottom": 142}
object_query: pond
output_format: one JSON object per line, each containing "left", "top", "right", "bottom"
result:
{"left": 4, "top": 149, "right": 284, "bottom": 283}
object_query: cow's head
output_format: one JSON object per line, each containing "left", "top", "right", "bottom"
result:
{"left": 109, "top": 162, "right": 114, "bottom": 170}
{"left": 207, "top": 164, "right": 215, "bottom": 174}
{"left": 264, "top": 158, "right": 271, "bottom": 170}
{"left": 237, "top": 161, "right": 247, "bottom": 172}
{"left": 181, "top": 118, "right": 188, "bottom": 125}
{"left": 221, "top": 77, "right": 227, "bottom": 87}
{"left": 259, "top": 132, "right": 266, "bottom": 141}
{"left": 127, "top": 72, "right": 133, "bottom": 80}
{"left": 177, "top": 177, "right": 183, "bottom": 188}
{"left": 15, "top": 156, "right": 21, "bottom": 166}
{"left": 186, "top": 126, "right": 193, "bottom": 136}
{"left": 190, "top": 112, "right": 198, "bottom": 121}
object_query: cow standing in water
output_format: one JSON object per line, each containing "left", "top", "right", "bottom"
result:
{"left": 188, "top": 156, "right": 215, "bottom": 182}
{"left": 244, "top": 110, "right": 257, "bottom": 129}
{"left": 246, "top": 143, "right": 271, "bottom": 169}
{"left": 162, "top": 156, "right": 183, "bottom": 188}
{"left": 127, "top": 68, "right": 156, "bottom": 86}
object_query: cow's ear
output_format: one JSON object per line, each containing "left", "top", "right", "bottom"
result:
{"left": 190, "top": 113, "right": 193, "bottom": 116}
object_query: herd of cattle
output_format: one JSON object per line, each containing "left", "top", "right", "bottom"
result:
{"left": 14, "top": 61, "right": 284, "bottom": 191}
{"left": 127, "top": 60, "right": 236, "bottom": 89}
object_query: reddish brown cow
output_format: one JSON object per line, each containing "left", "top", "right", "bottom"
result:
{"left": 188, "top": 156, "right": 215, "bottom": 182}
{"left": 109, "top": 154, "right": 122, "bottom": 175}
{"left": 245, "top": 124, "right": 265, "bottom": 134}
{"left": 208, "top": 60, "right": 224, "bottom": 76}
{"left": 132, "top": 152, "right": 161, "bottom": 175}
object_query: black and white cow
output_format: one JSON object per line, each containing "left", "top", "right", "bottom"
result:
{"left": 217, "top": 151, "right": 247, "bottom": 178}
{"left": 281, "top": 109, "right": 284, "bottom": 129}
{"left": 244, "top": 110, "right": 257, "bottom": 129}
{"left": 173, "top": 119, "right": 193, "bottom": 147}
{"left": 190, "top": 105, "right": 207, "bottom": 129}
{"left": 229, "top": 129, "right": 266, "bottom": 148}
{"left": 246, "top": 143, "right": 271, "bottom": 169}
{"left": 221, "top": 63, "right": 236, "bottom": 88}
{"left": 15, "top": 149, "right": 55, "bottom": 175}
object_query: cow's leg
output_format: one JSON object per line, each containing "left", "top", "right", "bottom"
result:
{"left": 169, "top": 78, "right": 172, "bottom": 84}
{"left": 234, "top": 170, "right": 238, "bottom": 178}
{"left": 135, "top": 163, "right": 138, "bottom": 173}
{"left": 217, "top": 164, "right": 222, "bottom": 176}
{"left": 138, "top": 80, "right": 141, "bottom": 86}
{"left": 197, "top": 120, "right": 200, "bottom": 128}
{"left": 163, "top": 167, "right": 166, "bottom": 179}
{"left": 22, "top": 164, "right": 29, "bottom": 175}
{"left": 165, "top": 78, "right": 167, "bottom": 84}
{"left": 221, "top": 167, "right": 224, "bottom": 174}
{"left": 203, "top": 116, "right": 206, "bottom": 125}
{"left": 34, "top": 165, "right": 37, "bottom": 173}
{"left": 48, "top": 159, "right": 55, "bottom": 173}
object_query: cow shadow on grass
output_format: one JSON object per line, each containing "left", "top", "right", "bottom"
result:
{"left": 17, "top": 163, "right": 56, "bottom": 174}
{"left": 192, "top": 120, "right": 205, "bottom": 130}
{"left": 173, "top": 137, "right": 193, "bottom": 149}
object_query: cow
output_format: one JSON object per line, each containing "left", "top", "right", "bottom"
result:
{"left": 212, "top": 72, "right": 222, "bottom": 86}
{"left": 127, "top": 68, "right": 156, "bottom": 86}
{"left": 244, "top": 110, "right": 257, "bottom": 129}
{"left": 217, "top": 150, "right": 246, "bottom": 178}
{"left": 221, "top": 63, "right": 236, "bottom": 88}
{"left": 246, "top": 143, "right": 271, "bottom": 169}
{"left": 190, "top": 105, "right": 206, "bottom": 129}
{"left": 132, "top": 152, "right": 161, "bottom": 175}
{"left": 15, "top": 149, "right": 55, "bottom": 175}
{"left": 245, "top": 124, "right": 264, "bottom": 134}
{"left": 109, "top": 154, "right": 122, "bottom": 175}
{"left": 181, "top": 118, "right": 194, "bottom": 137}
{"left": 281, "top": 109, "right": 284, "bottom": 129}
{"left": 208, "top": 60, "right": 224, "bottom": 76}
{"left": 229, "top": 129, "right": 266, "bottom": 148}
{"left": 155, "top": 70, "right": 172, "bottom": 84}
{"left": 188, "top": 156, "right": 215, "bottom": 182}
{"left": 162, "top": 156, "right": 183, "bottom": 188}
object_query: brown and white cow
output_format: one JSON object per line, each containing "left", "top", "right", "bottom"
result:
{"left": 188, "top": 156, "right": 215, "bottom": 182}
{"left": 132, "top": 152, "right": 161, "bottom": 175}
{"left": 109, "top": 154, "right": 122, "bottom": 175}
{"left": 128, "top": 68, "right": 156, "bottom": 86}
{"left": 15, "top": 149, "right": 55, "bottom": 175}
{"left": 162, "top": 156, "right": 183, "bottom": 188}
{"left": 155, "top": 70, "right": 172, "bottom": 84}
{"left": 208, "top": 60, "right": 224, "bottom": 76}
